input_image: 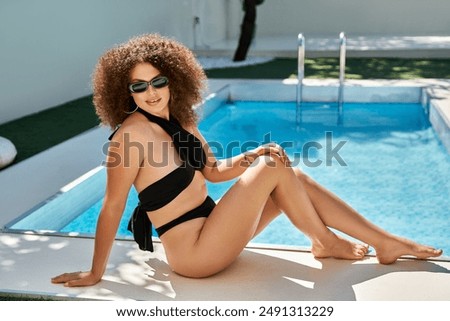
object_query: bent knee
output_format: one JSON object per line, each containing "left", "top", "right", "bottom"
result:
{"left": 242, "top": 155, "right": 295, "bottom": 183}
{"left": 254, "top": 155, "right": 290, "bottom": 173}
{"left": 293, "top": 167, "right": 306, "bottom": 180}
{"left": 293, "top": 166, "right": 315, "bottom": 186}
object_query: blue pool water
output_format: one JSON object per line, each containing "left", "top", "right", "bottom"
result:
{"left": 56, "top": 102, "right": 450, "bottom": 254}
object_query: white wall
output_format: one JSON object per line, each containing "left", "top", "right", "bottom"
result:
{"left": 0, "top": 0, "right": 228, "bottom": 124}
{"left": 242, "top": 0, "right": 450, "bottom": 38}
{"left": 192, "top": 0, "right": 229, "bottom": 48}
{"left": 2, "top": 0, "right": 450, "bottom": 124}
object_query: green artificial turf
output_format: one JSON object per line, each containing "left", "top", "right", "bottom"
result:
{"left": 205, "top": 57, "right": 450, "bottom": 79}
{"left": 0, "top": 95, "right": 99, "bottom": 166}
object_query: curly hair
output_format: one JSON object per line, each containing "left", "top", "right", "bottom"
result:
{"left": 92, "top": 34, "right": 207, "bottom": 129}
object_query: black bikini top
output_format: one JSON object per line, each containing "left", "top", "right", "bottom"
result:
{"left": 135, "top": 107, "right": 207, "bottom": 211}
{"left": 108, "top": 107, "right": 207, "bottom": 251}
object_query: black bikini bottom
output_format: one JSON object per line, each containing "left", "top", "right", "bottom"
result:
{"left": 155, "top": 196, "right": 216, "bottom": 237}
{"left": 128, "top": 196, "right": 216, "bottom": 252}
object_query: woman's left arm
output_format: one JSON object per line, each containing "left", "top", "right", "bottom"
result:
{"left": 190, "top": 127, "right": 289, "bottom": 182}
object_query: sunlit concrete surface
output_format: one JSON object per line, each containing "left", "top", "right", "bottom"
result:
{"left": 0, "top": 233, "right": 449, "bottom": 301}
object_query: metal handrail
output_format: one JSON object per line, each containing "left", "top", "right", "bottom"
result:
{"left": 338, "top": 32, "right": 346, "bottom": 123}
{"left": 296, "top": 33, "right": 305, "bottom": 127}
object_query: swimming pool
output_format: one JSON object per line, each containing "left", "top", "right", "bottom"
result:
{"left": 200, "top": 100, "right": 450, "bottom": 251}
{"left": 6, "top": 81, "right": 450, "bottom": 257}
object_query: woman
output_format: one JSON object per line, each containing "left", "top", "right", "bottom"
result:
{"left": 52, "top": 34, "right": 442, "bottom": 287}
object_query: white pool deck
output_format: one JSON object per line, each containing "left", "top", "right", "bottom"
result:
{"left": 194, "top": 34, "right": 450, "bottom": 58}
{"left": 1, "top": 234, "right": 450, "bottom": 301}
{"left": 1, "top": 77, "right": 450, "bottom": 301}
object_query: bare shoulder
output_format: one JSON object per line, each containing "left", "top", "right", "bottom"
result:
{"left": 110, "top": 114, "right": 154, "bottom": 144}
{"left": 105, "top": 115, "right": 153, "bottom": 171}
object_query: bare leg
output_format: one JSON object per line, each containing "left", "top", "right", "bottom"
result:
{"left": 254, "top": 167, "right": 442, "bottom": 264}
{"left": 260, "top": 161, "right": 369, "bottom": 260}
{"left": 184, "top": 156, "right": 366, "bottom": 277}
{"left": 253, "top": 180, "right": 368, "bottom": 260}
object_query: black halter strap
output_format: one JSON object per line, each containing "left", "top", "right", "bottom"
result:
{"left": 136, "top": 107, "right": 206, "bottom": 169}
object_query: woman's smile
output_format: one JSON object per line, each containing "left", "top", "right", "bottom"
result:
{"left": 146, "top": 97, "right": 162, "bottom": 105}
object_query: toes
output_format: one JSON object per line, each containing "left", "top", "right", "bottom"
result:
{"left": 355, "top": 244, "right": 369, "bottom": 255}
{"left": 431, "top": 248, "right": 442, "bottom": 255}
{"left": 423, "top": 248, "right": 442, "bottom": 257}
{"left": 355, "top": 249, "right": 365, "bottom": 258}
{"left": 352, "top": 243, "right": 370, "bottom": 259}
{"left": 413, "top": 245, "right": 443, "bottom": 258}
{"left": 360, "top": 244, "right": 369, "bottom": 254}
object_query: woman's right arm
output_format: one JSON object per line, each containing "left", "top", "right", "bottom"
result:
{"left": 51, "top": 128, "right": 144, "bottom": 287}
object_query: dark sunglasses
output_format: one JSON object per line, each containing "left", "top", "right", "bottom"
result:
{"left": 128, "top": 76, "right": 169, "bottom": 93}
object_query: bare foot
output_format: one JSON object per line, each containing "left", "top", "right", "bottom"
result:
{"left": 375, "top": 236, "right": 443, "bottom": 264}
{"left": 311, "top": 234, "right": 369, "bottom": 260}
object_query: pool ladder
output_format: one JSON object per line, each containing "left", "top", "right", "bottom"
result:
{"left": 296, "top": 32, "right": 347, "bottom": 126}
